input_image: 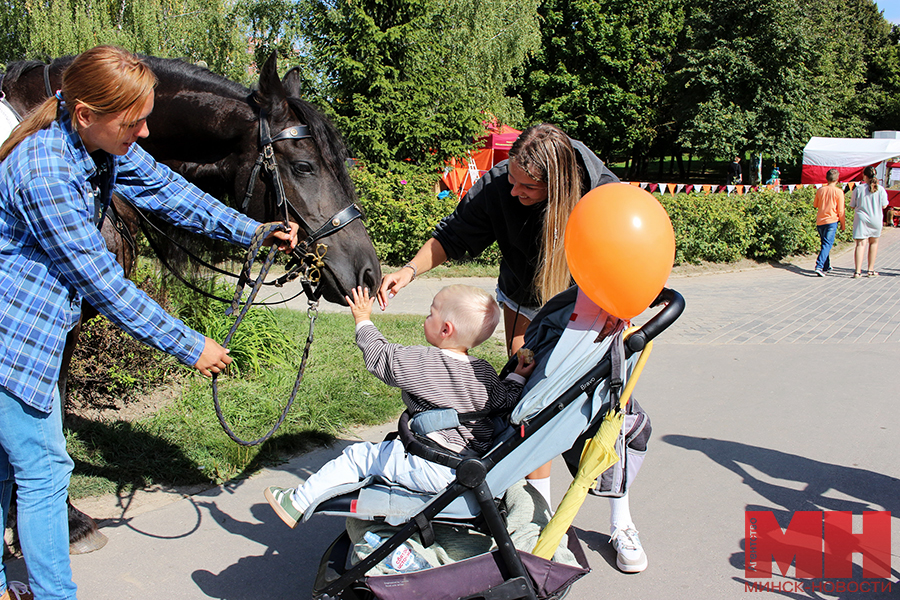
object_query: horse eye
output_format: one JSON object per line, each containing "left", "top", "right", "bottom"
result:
{"left": 292, "top": 162, "right": 314, "bottom": 176}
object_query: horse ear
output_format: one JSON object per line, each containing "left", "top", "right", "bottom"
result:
{"left": 256, "top": 53, "right": 288, "bottom": 111}
{"left": 282, "top": 67, "right": 303, "bottom": 99}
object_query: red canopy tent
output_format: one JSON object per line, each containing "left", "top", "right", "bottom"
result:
{"left": 442, "top": 124, "right": 521, "bottom": 199}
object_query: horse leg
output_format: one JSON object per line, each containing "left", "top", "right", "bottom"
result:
{"left": 57, "top": 320, "right": 109, "bottom": 555}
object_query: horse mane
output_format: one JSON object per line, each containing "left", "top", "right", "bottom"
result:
{"left": 3, "top": 59, "right": 54, "bottom": 85}
{"left": 286, "top": 96, "right": 357, "bottom": 202}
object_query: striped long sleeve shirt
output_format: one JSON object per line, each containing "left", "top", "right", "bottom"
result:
{"left": 355, "top": 321, "right": 526, "bottom": 454}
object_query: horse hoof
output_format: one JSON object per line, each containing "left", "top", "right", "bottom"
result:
{"left": 69, "top": 529, "right": 108, "bottom": 555}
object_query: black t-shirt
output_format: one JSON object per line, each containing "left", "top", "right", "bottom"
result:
{"left": 433, "top": 140, "right": 619, "bottom": 308}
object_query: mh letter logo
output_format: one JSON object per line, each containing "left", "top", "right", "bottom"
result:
{"left": 745, "top": 511, "right": 891, "bottom": 579}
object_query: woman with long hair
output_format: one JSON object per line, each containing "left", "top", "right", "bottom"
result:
{"left": 851, "top": 166, "right": 889, "bottom": 277}
{"left": 376, "top": 123, "right": 650, "bottom": 574}
{"left": 0, "top": 46, "right": 296, "bottom": 600}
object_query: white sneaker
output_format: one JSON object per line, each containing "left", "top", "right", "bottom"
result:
{"left": 610, "top": 526, "right": 648, "bottom": 573}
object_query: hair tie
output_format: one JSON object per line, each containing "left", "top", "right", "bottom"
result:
{"left": 54, "top": 89, "right": 64, "bottom": 102}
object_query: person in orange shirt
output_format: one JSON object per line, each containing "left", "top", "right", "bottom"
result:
{"left": 813, "top": 169, "right": 846, "bottom": 276}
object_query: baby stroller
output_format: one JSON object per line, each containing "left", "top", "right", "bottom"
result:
{"left": 306, "top": 285, "right": 684, "bottom": 600}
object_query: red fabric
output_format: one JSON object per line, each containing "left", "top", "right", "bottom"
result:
{"left": 441, "top": 125, "right": 522, "bottom": 198}
{"left": 801, "top": 164, "right": 869, "bottom": 184}
{"left": 887, "top": 189, "right": 900, "bottom": 207}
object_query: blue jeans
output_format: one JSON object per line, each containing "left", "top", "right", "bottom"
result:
{"left": 816, "top": 223, "right": 838, "bottom": 271}
{"left": 0, "top": 385, "right": 77, "bottom": 600}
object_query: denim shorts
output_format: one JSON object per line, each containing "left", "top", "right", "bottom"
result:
{"left": 496, "top": 286, "right": 540, "bottom": 322}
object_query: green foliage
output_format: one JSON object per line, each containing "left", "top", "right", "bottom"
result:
{"left": 352, "top": 164, "right": 501, "bottom": 267}
{"left": 352, "top": 165, "right": 455, "bottom": 265}
{"left": 66, "top": 265, "right": 179, "bottom": 412}
{"left": 520, "top": 0, "right": 684, "bottom": 159}
{"left": 0, "top": 0, "right": 251, "bottom": 82}
{"left": 660, "top": 193, "right": 752, "bottom": 263}
{"left": 668, "top": 0, "right": 873, "bottom": 162}
{"left": 658, "top": 187, "right": 854, "bottom": 264}
{"left": 292, "top": 0, "right": 540, "bottom": 169}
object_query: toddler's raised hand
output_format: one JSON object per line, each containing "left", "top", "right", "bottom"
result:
{"left": 346, "top": 286, "right": 376, "bottom": 323}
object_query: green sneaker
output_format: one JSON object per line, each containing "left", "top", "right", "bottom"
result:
{"left": 265, "top": 486, "right": 303, "bottom": 528}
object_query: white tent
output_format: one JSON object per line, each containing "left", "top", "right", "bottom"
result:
{"left": 802, "top": 136, "right": 900, "bottom": 183}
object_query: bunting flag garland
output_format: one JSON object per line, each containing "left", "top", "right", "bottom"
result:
{"left": 614, "top": 180, "right": 870, "bottom": 196}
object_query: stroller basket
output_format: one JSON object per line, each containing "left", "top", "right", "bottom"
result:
{"left": 316, "top": 527, "right": 590, "bottom": 600}
{"left": 311, "top": 288, "right": 685, "bottom": 600}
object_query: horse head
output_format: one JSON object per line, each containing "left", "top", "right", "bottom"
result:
{"left": 243, "top": 55, "right": 381, "bottom": 304}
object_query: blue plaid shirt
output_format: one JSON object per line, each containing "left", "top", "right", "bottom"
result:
{"left": 0, "top": 112, "right": 260, "bottom": 412}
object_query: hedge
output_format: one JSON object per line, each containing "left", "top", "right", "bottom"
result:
{"left": 353, "top": 168, "right": 855, "bottom": 267}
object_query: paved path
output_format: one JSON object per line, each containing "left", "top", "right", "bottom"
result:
{"left": 5, "top": 229, "right": 900, "bottom": 599}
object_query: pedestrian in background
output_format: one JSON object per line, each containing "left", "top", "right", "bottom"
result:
{"left": 813, "top": 168, "right": 846, "bottom": 277}
{"left": 851, "top": 166, "right": 889, "bottom": 278}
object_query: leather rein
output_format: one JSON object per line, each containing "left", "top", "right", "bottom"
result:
{"left": 38, "top": 64, "right": 356, "bottom": 446}
{"left": 211, "top": 107, "right": 363, "bottom": 446}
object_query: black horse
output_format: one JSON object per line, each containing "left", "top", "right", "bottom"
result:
{"left": 0, "top": 53, "right": 382, "bottom": 555}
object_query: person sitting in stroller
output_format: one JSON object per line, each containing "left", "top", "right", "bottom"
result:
{"left": 265, "top": 284, "right": 536, "bottom": 527}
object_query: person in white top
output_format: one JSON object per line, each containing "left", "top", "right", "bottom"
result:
{"left": 851, "top": 166, "right": 890, "bottom": 277}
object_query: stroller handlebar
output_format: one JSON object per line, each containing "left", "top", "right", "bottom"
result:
{"left": 625, "top": 288, "right": 685, "bottom": 353}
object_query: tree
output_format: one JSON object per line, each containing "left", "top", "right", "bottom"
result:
{"left": 667, "top": 0, "right": 877, "bottom": 165}
{"left": 518, "top": 0, "right": 684, "bottom": 166}
{"left": 292, "top": 0, "right": 540, "bottom": 170}
{"left": 0, "top": 0, "right": 252, "bottom": 82}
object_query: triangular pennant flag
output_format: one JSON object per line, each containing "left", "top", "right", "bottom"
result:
{"left": 788, "top": 185, "right": 795, "bottom": 193}
{"left": 667, "top": 183, "right": 676, "bottom": 194}
{"left": 649, "top": 183, "right": 659, "bottom": 193}
{"left": 702, "top": 185, "right": 711, "bottom": 193}
{"left": 737, "top": 185, "right": 745, "bottom": 195}
{"left": 848, "top": 182, "right": 856, "bottom": 190}
{"left": 815, "top": 183, "right": 823, "bottom": 189}
{"left": 640, "top": 182, "right": 649, "bottom": 189}
{"left": 629, "top": 181, "right": 640, "bottom": 186}
{"left": 726, "top": 185, "right": 735, "bottom": 194}
{"left": 685, "top": 184, "right": 694, "bottom": 194}
{"left": 676, "top": 184, "right": 685, "bottom": 194}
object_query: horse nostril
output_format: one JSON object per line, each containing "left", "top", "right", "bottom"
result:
{"left": 361, "top": 268, "right": 378, "bottom": 291}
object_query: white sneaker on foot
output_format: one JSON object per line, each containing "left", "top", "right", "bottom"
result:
{"left": 610, "top": 526, "right": 648, "bottom": 573}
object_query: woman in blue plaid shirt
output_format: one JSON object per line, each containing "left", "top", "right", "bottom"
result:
{"left": 0, "top": 46, "right": 297, "bottom": 600}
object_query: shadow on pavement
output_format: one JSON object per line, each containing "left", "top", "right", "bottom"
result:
{"left": 664, "top": 434, "right": 899, "bottom": 599}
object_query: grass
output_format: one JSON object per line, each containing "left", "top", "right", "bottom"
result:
{"left": 64, "top": 307, "right": 510, "bottom": 499}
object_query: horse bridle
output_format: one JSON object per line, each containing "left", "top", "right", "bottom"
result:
{"left": 215, "top": 107, "right": 365, "bottom": 447}
{"left": 237, "top": 107, "right": 363, "bottom": 300}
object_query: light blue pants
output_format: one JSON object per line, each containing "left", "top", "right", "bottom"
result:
{"left": 0, "top": 385, "right": 77, "bottom": 599}
{"left": 291, "top": 439, "right": 453, "bottom": 512}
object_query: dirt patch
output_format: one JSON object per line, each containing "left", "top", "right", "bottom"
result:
{"left": 66, "top": 382, "right": 182, "bottom": 424}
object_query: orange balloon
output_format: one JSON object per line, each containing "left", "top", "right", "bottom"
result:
{"left": 564, "top": 183, "right": 675, "bottom": 319}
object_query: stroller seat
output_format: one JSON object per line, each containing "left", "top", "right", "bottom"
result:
{"left": 309, "top": 286, "right": 684, "bottom": 600}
